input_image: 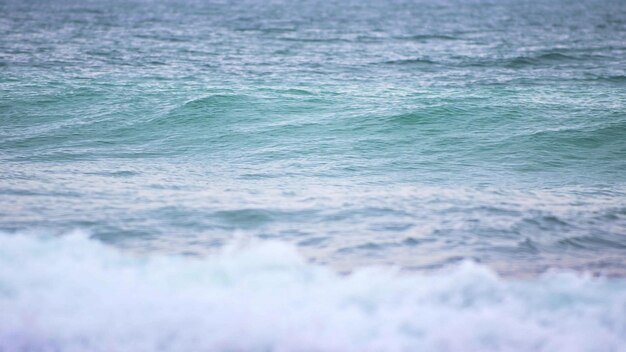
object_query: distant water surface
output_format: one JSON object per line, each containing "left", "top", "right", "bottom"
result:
{"left": 1, "top": 0, "right": 626, "bottom": 275}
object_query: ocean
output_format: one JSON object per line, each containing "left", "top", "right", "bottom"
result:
{"left": 1, "top": 0, "right": 626, "bottom": 350}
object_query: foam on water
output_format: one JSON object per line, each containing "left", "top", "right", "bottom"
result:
{"left": 1, "top": 231, "right": 625, "bottom": 352}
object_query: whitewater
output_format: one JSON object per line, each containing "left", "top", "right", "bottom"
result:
{"left": 1, "top": 232, "right": 626, "bottom": 352}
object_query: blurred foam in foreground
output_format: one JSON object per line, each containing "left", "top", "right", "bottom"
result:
{"left": 1, "top": 231, "right": 625, "bottom": 352}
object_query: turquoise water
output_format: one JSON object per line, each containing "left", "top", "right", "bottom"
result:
{"left": 1, "top": 0, "right": 626, "bottom": 350}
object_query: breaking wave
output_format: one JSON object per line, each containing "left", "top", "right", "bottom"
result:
{"left": 1, "top": 232, "right": 625, "bottom": 352}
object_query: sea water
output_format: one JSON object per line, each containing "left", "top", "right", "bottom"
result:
{"left": 1, "top": 0, "right": 626, "bottom": 350}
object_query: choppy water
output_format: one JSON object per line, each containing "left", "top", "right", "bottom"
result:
{"left": 1, "top": 0, "right": 626, "bottom": 350}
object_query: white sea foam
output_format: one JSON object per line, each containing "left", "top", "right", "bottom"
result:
{"left": 1, "top": 231, "right": 625, "bottom": 352}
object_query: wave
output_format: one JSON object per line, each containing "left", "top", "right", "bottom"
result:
{"left": 381, "top": 58, "right": 437, "bottom": 66}
{"left": 165, "top": 94, "right": 256, "bottom": 121}
{"left": 584, "top": 74, "right": 626, "bottom": 83}
{"left": 503, "top": 120, "right": 626, "bottom": 160}
{"left": 1, "top": 232, "right": 625, "bottom": 352}
{"left": 457, "top": 51, "right": 614, "bottom": 69}
{"left": 398, "top": 34, "right": 460, "bottom": 41}
{"left": 506, "top": 52, "right": 613, "bottom": 67}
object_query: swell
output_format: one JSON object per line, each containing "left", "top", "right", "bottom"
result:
{"left": 399, "top": 34, "right": 459, "bottom": 41}
{"left": 2, "top": 85, "right": 625, "bottom": 171}
{"left": 503, "top": 52, "right": 611, "bottom": 68}
{"left": 380, "top": 107, "right": 626, "bottom": 167}
{"left": 0, "top": 94, "right": 265, "bottom": 161}
{"left": 381, "top": 58, "right": 437, "bottom": 66}
{"left": 502, "top": 120, "right": 626, "bottom": 160}
{"left": 453, "top": 50, "right": 618, "bottom": 69}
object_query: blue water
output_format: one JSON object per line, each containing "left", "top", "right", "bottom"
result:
{"left": 1, "top": 0, "right": 626, "bottom": 350}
